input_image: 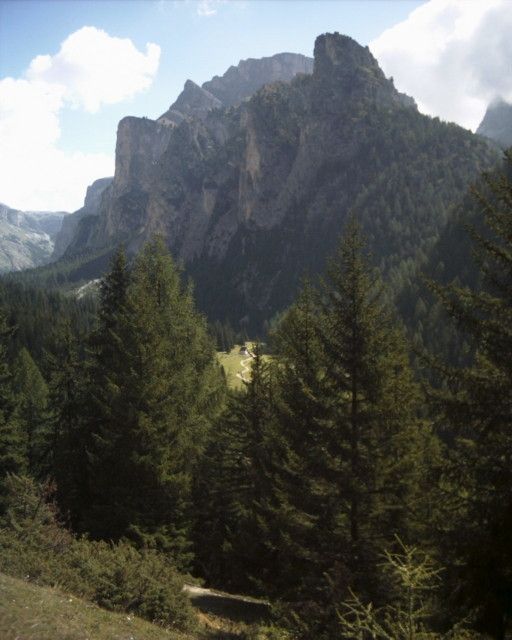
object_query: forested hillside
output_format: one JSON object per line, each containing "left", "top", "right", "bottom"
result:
{"left": 3, "top": 22, "right": 512, "bottom": 640}
{"left": 2, "top": 152, "right": 512, "bottom": 638}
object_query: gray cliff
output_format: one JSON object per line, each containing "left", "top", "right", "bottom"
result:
{"left": 59, "top": 33, "right": 497, "bottom": 329}
{"left": 477, "top": 99, "right": 512, "bottom": 148}
{"left": 52, "top": 177, "right": 113, "bottom": 260}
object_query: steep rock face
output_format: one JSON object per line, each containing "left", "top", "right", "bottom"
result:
{"left": 73, "top": 118, "right": 173, "bottom": 253}
{"left": 158, "top": 80, "right": 223, "bottom": 127}
{"left": 62, "top": 33, "right": 497, "bottom": 329}
{"left": 313, "top": 33, "right": 416, "bottom": 110}
{"left": 157, "top": 53, "right": 313, "bottom": 127}
{"left": 52, "top": 177, "right": 113, "bottom": 260}
{"left": 477, "top": 99, "right": 512, "bottom": 148}
{"left": 0, "top": 204, "right": 65, "bottom": 272}
{"left": 202, "top": 52, "right": 314, "bottom": 107}
{"left": 114, "top": 117, "right": 173, "bottom": 192}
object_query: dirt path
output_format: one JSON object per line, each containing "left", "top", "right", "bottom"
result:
{"left": 236, "top": 353, "right": 255, "bottom": 382}
{"left": 183, "top": 583, "right": 270, "bottom": 624}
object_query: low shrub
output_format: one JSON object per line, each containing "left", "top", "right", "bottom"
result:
{"left": 0, "top": 475, "right": 197, "bottom": 633}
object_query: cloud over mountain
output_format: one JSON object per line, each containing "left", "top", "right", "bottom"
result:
{"left": 26, "top": 27, "right": 160, "bottom": 113}
{"left": 0, "top": 27, "right": 160, "bottom": 211}
{"left": 370, "top": 0, "right": 512, "bottom": 130}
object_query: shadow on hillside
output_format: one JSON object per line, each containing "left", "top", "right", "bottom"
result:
{"left": 191, "top": 592, "right": 270, "bottom": 624}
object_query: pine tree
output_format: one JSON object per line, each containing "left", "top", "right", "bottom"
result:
{"left": 0, "top": 311, "right": 26, "bottom": 509}
{"left": 261, "top": 282, "right": 330, "bottom": 607}
{"left": 266, "top": 222, "right": 429, "bottom": 636}
{"left": 48, "top": 321, "right": 87, "bottom": 527}
{"left": 430, "top": 152, "right": 512, "bottom": 639}
{"left": 192, "top": 345, "right": 276, "bottom": 592}
{"left": 12, "top": 347, "right": 50, "bottom": 477}
{"left": 85, "top": 238, "right": 223, "bottom": 567}
{"left": 82, "top": 246, "right": 132, "bottom": 528}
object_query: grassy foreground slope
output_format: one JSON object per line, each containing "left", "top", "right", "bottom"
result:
{"left": 0, "top": 572, "right": 195, "bottom": 640}
{"left": 0, "top": 573, "right": 276, "bottom": 640}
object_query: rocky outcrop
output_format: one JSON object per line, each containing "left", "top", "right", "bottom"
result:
{"left": 158, "top": 80, "right": 223, "bottom": 127}
{"left": 477, "top": 99, "right": 512, "bottom": 148}
{"left": 158, "top": 53, "right": 314, "bottom": 131}
{"left": 202, "top": 52, "right": 314, "bottom": 107}
{"left": 0, "top": 204, "right": 66, "bottom": 272}
{"left": 52, "top": 177, "right": 113, "bottom": 259}
{"left": 60, "top": 33, "right": 497, "bottom": 329}
{"left": 313, "top": 33, "right": 416, "bottom": 110}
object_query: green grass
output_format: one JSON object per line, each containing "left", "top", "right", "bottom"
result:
{"left": 217, "top": 345, "right": 252, "bottom": 390}
{"left": 0, "top": 572, "right": 194, "bottom": 640}
{"left": 217, "top": 344, "right": 273, "bottom": 390}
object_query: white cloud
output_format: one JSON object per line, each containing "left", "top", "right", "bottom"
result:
{"left": 26, "top": 27, "right": 160, "bottom": 113}
{"left": 0, "top": 27, "right": 160, "bottom": 211}
{"left": 197, "top": 0, "right": 226, "bottom": 17}
{"left": 370, "top": 0, "right": 512, "bottom": 131}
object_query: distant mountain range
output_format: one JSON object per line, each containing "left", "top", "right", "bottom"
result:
{"left": 0, "top": 204, "right": 66, "bottom": 272}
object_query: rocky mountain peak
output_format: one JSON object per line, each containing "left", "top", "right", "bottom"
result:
{"left": 314, "top": 32, "right": 377, "bottom": 76}
{"left": 477, "top": 98, "right": 512, "bottom": 148}
{"left": 202, "top": 52, "right": 314, "bottom": 107}
{"left": 158, "top": 53, "right": 315, "bottom": 129}
{"left": 313, "top": 32, "right": 416, "bottom": 110}
{"left": 158, "top": 80, "right": 222, "bottom": 126}
{"left": 84, "top": 177, "right": 113, "bottom": 211}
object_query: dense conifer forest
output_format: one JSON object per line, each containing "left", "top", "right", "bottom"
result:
{"left": 1, "top": 153, "right": 512, "bottom": 639}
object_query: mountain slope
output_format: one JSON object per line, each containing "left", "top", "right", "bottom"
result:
{"left": 47, "top": 33, "right": 499, "bottom": 330}
{"left": 0, "top": 204, "right": 65, "bottom": 272}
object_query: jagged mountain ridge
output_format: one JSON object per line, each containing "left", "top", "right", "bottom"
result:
{"left": 0, "top": 204, "right": 66, "bottom": 272}
{"left": 158, "top": 52, "right": 314, "bottom": 127}
{"left": 477, "top": 98, "right": 512, "bottom": 148}
{"left": 60, "top": 52, "right": 314, "bottom": 259}
{"left": 58, "top": 33, "right": 498, "bottom": 329}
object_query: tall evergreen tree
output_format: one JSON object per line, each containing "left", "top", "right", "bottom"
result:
{"left": 261, "top": 283, "right": 331, "bottom": 607}
{"left": 430, "top": 152, "right": 512, "bottom": 639}
{"left": 85, "top": 238, "right": 224, "bottom": 567}
{"left": 266, "top": 222, "right": 429, "bottom": 637}
{"left": 48, "top": 321, "right": 87, "bottom": 527}
{"left": 0, "top": 311, "right": 26, "bottom": 509}
{"left": 193, "top": 345, "right": 276, "bottom": 592}
{"left": 12, "top": 347, "right": 50, "bottom": 478}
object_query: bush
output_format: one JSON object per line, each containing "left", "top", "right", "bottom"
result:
{"left": 0, "top": 475, "right": 197, "bottom": 632}
{"left": 243, "top": 625, "right": 294, "bottom": 640}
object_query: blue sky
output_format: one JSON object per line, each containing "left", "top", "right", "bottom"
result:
{"left": 0, "top": 0, "right": 424, "bottom": 155}
{"left": 1, "top": 0, "right": 511, "bottom": 211}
